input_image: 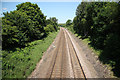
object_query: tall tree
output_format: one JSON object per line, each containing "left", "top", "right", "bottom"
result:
{"left": 73, "top": 2, "right": 120, "bottom": 77}
{"left": 2, "top": 2, "right": 46, "bottom": 49}
{"left": 66, "top": 19, "right": 72, "bottom": 27}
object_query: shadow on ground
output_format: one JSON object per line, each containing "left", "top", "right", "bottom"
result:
{"left": 80, "top": 34, "right": 120, "bottom": 77}
{"left": 98, "top": 35, "right": 120, "bottom": 77}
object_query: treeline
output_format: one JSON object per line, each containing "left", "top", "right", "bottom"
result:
{"left": 65, "top": 19, "right": 74, "bottom": 32}
{"left": 73, "top": 2, "right": 120, "bottom": 77}
{"left": 58, "top": 20, "right": 74, "bottom": 32}
{"left": 2, "top": 2, "right": 58, "bottom": 50}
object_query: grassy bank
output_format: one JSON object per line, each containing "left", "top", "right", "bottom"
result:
{"left": 71, "top": 31, "right": 117, "bottom": 77}
{"left": 2, "top": 31, "right": 59, "bottom": 78}
{"left": 79, "top": 35, "right": 102, "bottom": 56}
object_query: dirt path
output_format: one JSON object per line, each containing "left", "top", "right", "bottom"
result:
{"left": 28, "top": 27, "right": 111, "bottom": 78}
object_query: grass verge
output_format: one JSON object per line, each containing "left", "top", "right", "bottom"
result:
{"left": 82, "top": 38, "right": 101, "bottom": 56}
{"left": 73, "top": 31, "right": 115, "bottom": 77}
{"left": 74, "top": 34, "right": 101, "bottom": 56}
{"left": 68, "top": 27, "right": 119, "bottom": 77}
{"left": 2, "top": 31, "right": 59, "bottom": 78}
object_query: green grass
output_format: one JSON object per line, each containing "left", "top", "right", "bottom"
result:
{"left": 74, "top": 34, "right": 81, "bottom": 39}
{"left": 73, "top": 32, "right": 101, "bottom": 56}
{"left": 68, "top": 29, "right": 119, "bottom": 77}
{"left": 67, "top": 28, "right": 101, "bottom": 56}
{"left": 2, "top": 31, "right": 59, "bottom": 78}
{"left": 65, "top": 25, "right": 75, "bottom": 34}
{"left": 80, "top": 37, "right": 101, "bottom": 56}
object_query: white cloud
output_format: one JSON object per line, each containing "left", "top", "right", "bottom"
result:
{"left": 2, "top": 8, "right": 7, "bottom": 10}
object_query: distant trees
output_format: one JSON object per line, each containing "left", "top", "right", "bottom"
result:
{"left": 73, "top": 2, "right": 120, "bottom": 77}
{"left": 44, "top": 24, "right": 55, "bottom": 35}
{"left": 58, "top": 23, "right": 66, "bottom": 27}
{"left": 2, "top": 2, "right": 58, "bottom": 49}
{"left": 45, "top": 17, "right": 58, "bottom": 33}
{"left": 66, "top": 19, "right": 72, "bottom": 27}
{"left": 65, "top": 19, "right": 74, "bottom": 32}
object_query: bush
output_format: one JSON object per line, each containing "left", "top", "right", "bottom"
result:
{"left": 44, "top": 24, "right": 56, "bottom": 35}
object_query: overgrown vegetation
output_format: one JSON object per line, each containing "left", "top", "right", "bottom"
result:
{"left": 2, "top": 2, "right": 58, "bottom": 49}
{"left": 58, "top": 23, "right": 66, "bottom": 27}
{"left": 2, "top": 2, "right": 59, "bottom": 78}
{"left": 72, "top": 2, "right": 120, "bottom": 77}
{"left": 65, "top": 19, "right": 75, "bottom": 33}
{"left": 58, "top": 23, "right": 66, "bottom": 31}
{"left": 2, "top": 31, "right": 58, "bottom": 78}
{"left": 45, "top": 17, "right": 58, "bottom": 35}
{"left": 58, "top": 20, "right": 74, "bottom": 33}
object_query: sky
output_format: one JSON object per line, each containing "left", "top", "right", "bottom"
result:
{"left": 1, "top": 1, "right": 81, "bottom": 23}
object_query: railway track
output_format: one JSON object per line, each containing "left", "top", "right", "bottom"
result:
{"left": 29, "top": 28, "right": 87, "bottom": 79}
{"left": 46, "top": 28, "right": 87, "bottom": 79}
{"left": 64, "top": 29, "right": 86, "bottom": 79}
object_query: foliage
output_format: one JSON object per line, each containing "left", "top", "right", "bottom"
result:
{"left": 2, "top": 2, "right": 59, "bottom": 78}
{"left": 58, "top": 23, "right": 66, "bottom": 27}
{"left": 45, "top": 17, "right": 58, "bottom": 32}
{"left": 73, "top": 2, "right": 120, "bottom": 77}
{"left": 66, "top": 19, "right": 72, "bottom": 27}
{"left": 44, "top": 24, "right": 56, "bottom": 35}
{"left": 0, "top": 17, "right": 1, "bottom": 70}
{"left": 2, "top": 31, "right": 58, "bottom": 78}
{"left": 65, "top": 19, "right": 75, "bottom": 33}
{"left": 2, "top": 2, "right": 46, "bottom": 49}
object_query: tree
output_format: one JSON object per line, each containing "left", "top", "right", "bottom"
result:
{"left": 44, "top": 24, "right": 56, "bottom": 35}
{"left": 2, "top": 2, "right": 47, "bottom": 49}
{"left": 16, "top": 2, "right": 46, "bottom": 40}
{"left": 73, "top": 2, "right": 120, "bottom": 77}
{"left": 50, "top": 17, "right": 58, "bottom": 24}
{"left": 66, "top": 19, "right": 72, "bottom": 27}
{"left": 45, "top": 17, "right": 58, "bottom": 32}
